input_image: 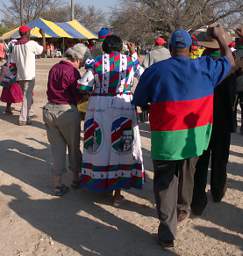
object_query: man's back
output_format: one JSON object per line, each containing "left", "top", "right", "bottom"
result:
{"left": 142, "top": 46, "right": 171, "bottom": 68}
{"left": 133, "top": 55, "right": 231, "bottom": 160}
{"left": 13, "top": 40, "right": 43, "bottom": 81}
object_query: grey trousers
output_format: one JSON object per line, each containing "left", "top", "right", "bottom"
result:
{"left": 19, "top": 79, "right": 35, "bottom": 122}
{"left": 43, "top": 103, "right": 81, "bottom": 176}
{"left": 153, "top": 158, "right": 198, "bottom": 242}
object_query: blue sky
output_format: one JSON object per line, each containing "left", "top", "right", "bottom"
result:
{"left": 76, "top": 0, "right": 120, "bottom": 10}
{"left": 0, "top": 0, "right": 120, "bottom": 11}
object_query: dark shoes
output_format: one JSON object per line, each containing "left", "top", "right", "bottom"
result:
{"left": 54, "top": 184, "right": 69, "bottom": 196}
{"left": 71, "top": 180, "right": 80, "bottom": 189}
{"left": 159, "top": 240, "right": 174, "bottom": 249}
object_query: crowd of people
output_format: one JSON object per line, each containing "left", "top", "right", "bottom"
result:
{"left": 1, "top": 23, "right": 243, "bottom": 251}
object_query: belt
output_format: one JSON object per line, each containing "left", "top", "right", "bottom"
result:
{"left": 91, "top": 92, "right": 132, "bottom": 96}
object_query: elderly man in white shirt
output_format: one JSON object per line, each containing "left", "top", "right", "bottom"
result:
{"left": 13, "top": 25, "right": 46, "bottom": 125}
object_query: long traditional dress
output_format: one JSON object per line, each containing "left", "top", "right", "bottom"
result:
{"left": 78, "top": 51, "right": 144, "bottom": 192}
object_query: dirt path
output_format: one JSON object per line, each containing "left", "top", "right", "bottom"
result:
{"left": 0, "top": 58, "right": 243, "bottom": 256}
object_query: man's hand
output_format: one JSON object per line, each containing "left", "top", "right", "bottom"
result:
{"left": 210, "top": 25, "right": 225, "bottom": 40}
{"left": 236, "top": 26, "right": 243, "bottom": 38}
{"left": 127, "top": 42, "right": 136, "bottom": 55}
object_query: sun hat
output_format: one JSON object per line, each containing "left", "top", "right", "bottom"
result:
{"left": 197, "top": 26, "right": 232, "bottom": 49}
{"left": 169, "top": 29, "right": 192, "bottom": 49}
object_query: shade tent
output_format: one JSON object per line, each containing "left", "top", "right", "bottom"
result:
{"left": 2, "top": 18, "right": 97, "bottom": 40}
{"left": 1, "top": 27, "right": 19, "bottom": 40}
{"left": 57, "top": 20, "right": 97, "bottom": 39}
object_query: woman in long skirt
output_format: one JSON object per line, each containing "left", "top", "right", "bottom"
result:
{"left": 78, "top": 35, "right": 144, "bottom": 205}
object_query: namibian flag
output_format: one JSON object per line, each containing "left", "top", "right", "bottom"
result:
{"left": 84, "top": 118, "right": 102, "bottom": 151}
{"left": 133, "top": 55, "right": 232, "bottom": 161}
{"left": 149, "top": 95, "right": 213, "bottom": 160}
{"left": 111, "top": 117, "right": 132, "bottom": 152}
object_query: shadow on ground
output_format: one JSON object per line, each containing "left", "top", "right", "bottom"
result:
{"left": 0, "top": 139, "right": 50, "bottom": 193}
{"left": 0, "top": 184, "right": 177, "bottom": 256}
{"left": 0, "top": 110, "right": 45, "bottom": 130}
{"left": 193, "top": 200, "right": 243, "bottom": 251}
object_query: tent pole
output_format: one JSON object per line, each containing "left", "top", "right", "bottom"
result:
{"left": 20, "top": 0, "right": 24, "bottom": 25}
{"left": 71, "top": 0, "right": 75, "bottom": 20}
{"left": 62, "top": 38, "right": 65, "bottom": 55}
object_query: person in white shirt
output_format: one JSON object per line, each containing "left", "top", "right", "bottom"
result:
{"left": 12, "top": 25, "right": 46, "bottom": 125}
{"left": 142, "top": 36, "right": 171, "bottom": 68}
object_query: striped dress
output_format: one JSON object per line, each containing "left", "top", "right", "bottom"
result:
{"left": 78, "top": 52, "right": 144, "bottom": 192}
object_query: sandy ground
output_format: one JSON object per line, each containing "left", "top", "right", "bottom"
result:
{"left": 0, "top": 58, "right": 243, "bottom": 256}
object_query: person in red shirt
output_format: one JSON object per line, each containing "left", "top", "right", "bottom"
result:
{"left": 43, "top": 43, "right": 90, "bottom": 196}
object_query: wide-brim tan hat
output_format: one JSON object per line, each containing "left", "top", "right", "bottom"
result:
{"left": 197, "top": 28, "right": 232, "bottom": 49}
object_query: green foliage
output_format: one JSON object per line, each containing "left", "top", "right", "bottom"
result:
{"left": 0, "top": 26, "right": 10, "bottom": 36}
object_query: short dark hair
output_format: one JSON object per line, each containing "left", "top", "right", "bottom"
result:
{"left": 102, "top": 35, "right": 123, "bottom": 53}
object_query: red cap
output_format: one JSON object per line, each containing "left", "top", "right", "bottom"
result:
{"left": 228, "top": 41, "right": 236, "bottom": 48}
{"left": 19, "top": 25, "right": 31, "bottom": 34}
{"left": 155, "top": 37, "right": 166, "bottom": 46}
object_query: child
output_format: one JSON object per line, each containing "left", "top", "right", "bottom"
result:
{"left": 0, "top": 63, "right": 23, "bottom": 114}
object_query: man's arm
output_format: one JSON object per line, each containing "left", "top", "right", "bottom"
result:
{"left": 77, "top": 70, "right": 95, "bottom": 93}
{"left": 127, "top": 42, "right": 144, "bottom": 78}
{"left": 211, "top": 25, "right": 235, "bottom": 67}
{"left": 132, "top": 67, "right": 157, "bottom": 107}
{"left": 39, "top": 29, "right": 46, "bottom": 56}
{"left": 142, "top": 53, "right": 150, "bottom": 69}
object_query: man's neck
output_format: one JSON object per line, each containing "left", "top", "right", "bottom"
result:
{"left": 65, "top": 59, "right": 79, "bottom": 69}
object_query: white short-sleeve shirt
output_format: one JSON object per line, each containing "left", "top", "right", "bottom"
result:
{"left": 13, "top": 40, "right": 43, "bottom": 81}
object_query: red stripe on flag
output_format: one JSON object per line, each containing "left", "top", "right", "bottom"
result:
{"left": 150, "top": 95, "right": 213, "bottom": 131}
{"left": 111, "top": 121, "right": 132, "bottom": 142}
{"left": 84, "top": 123, "right": 98, "bottom": 140}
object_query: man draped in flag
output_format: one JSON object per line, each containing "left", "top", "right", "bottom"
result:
{"left": 133, "top": 26, "right": 234, "bottom": 249}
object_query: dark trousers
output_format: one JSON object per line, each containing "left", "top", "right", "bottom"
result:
{"left": 153, "top": 158, "right": 198, "bottom": 242}
{"left": 192, "top": 128, "right": 231, "bottom": 208}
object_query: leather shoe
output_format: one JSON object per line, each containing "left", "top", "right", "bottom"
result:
{"left": 159, "top": 240, "right": 174, "bottom": 249}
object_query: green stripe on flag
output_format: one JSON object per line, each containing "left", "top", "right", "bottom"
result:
{"left": 151, "top": 124, "right": 212, "bottom": 160}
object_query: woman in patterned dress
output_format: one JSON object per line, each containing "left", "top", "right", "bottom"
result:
{"left": 78, "top": 35, "right": 144, "bottom": 205}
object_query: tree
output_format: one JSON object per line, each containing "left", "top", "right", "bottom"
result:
{"left": 111, "top": 0, "right": 243, "bottom": 43}
{"left": 1, "top": 1, "right": 106, "bottom": 33}
{"left": 0, "top": 25, "right": 9, "bottom": 36}
{"left": 1, "top": 0, "right": 60, "bottom": 27}
{"left": 43, "top": 4, "right": 106, "bottom": 32}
